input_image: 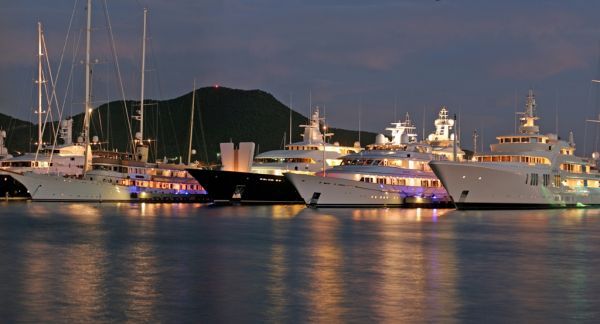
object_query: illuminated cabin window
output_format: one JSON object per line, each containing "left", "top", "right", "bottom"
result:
{"left": 255, "top": 157, "right": 315, "bottom": 164}
{"left": 476, "top": 155, "right": 550, "bottom": 165}
{"left": 560, "top": 163, "right": 584, "bottom": 173}
{"left": 588, "top": 180, "right": 600, "bottom": 188}
{"left": 359, "top": 175, "right": 440, "bottom": 187}
{"left": 553, "top": 175, "right": 561, "bottom": 187}
{"left": 387, "top": 159, "right": 409, "bottom": 168}
{"left": 564, "top": 178, "right": 584, "bottom": 188}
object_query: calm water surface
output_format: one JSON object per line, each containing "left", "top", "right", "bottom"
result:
{"left": 1, "top": 202, "right": 600, "bottom": 322}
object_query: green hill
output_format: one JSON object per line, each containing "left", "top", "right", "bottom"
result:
{"left": 1, "top": 87, "right": 376, "bottom": 163}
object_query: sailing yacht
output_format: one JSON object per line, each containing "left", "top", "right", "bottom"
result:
{"left": 429, "top": 89, "right": 600, "bottom": 209}
{"left": 186, "top": 108, "right": 361, "bottom": 204}
{"left": 0, "top": 22, "right": 88, "bottom": 199}
{"left": 0, "top": 3, "right": 206, "bottom": 202}
{"left": 286, "top": 109, "right": 462, "bottom": 207}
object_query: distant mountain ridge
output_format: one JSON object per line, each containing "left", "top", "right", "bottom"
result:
{"left": 1, "top": 87, "right": 376, "bottom": 162}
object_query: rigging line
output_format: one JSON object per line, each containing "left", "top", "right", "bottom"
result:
{"left": 102, "top": 0, "right": 134, "bottom": 153}
{"left": 148, "top": 36, "right": 181, "bottom": 160}
{"left": 105, "top": 62, "right": 110, "bottom": 150}
{"left": 41, "top": 33, "right": 57, "bottom": 141}
{"left": 41, "top": 34, "right": 64, "bottom": 153}
{"left": 190, "top": 87, "right": 203, "bottom": 163}
{"left": 28, "top": 68, "right": 36, "bottom": 150}
{"left": 593, "top": 42, "right": 600, "bottom": 153}
{"left": 196, "top": 90, "right": 209, "bottom": 164}
{"left": 61, "top": 27, "right": 80, "bottom": 123}
{"left": 97, "top": 104, "right": 104, "bottom": 145}
{"left": 584, "top": 78, "right": 594, "bottom": 156}
{"left": 43, "top": 0, "right": 80, "bottom": 165}
{"left": 52, "top": 0, "right": 79, "bottom": 101}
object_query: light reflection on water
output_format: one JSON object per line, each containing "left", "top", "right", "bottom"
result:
{"left": 1, "top": 202, "right": 600, "bottom": 322}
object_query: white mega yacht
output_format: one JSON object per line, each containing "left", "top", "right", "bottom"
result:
{"left": 286, "top": 109, "right": 463, "bottom": 207}
{"left": 430, "top": 89, "right": 600, "bottom": 209}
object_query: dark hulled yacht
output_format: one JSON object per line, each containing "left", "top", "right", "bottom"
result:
{"left": 187, "top": 108, "right": 361, "bottom": 204}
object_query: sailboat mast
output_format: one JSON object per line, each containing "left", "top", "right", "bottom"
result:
{"left": 83, "top": 0, "right": 92, "bottom": 173}
{"left": 289, "top": 93, "right": 292, "bottom": 145}
{"left": 139, "top": 8, "right": 147, "bottom": 142}
{"left": 37, "top": 22, "right": 43, "bottom": 152}
{"left": 187, "top": 80, "right": 196, "bottom": 165}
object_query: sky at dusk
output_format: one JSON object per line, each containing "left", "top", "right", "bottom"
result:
{"left": 2, "top": 0, "right": 600, "bottom": 154}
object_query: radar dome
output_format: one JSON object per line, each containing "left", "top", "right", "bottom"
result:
{"left": 593, "top": 152, "right": 600, "bottom": 160}
{"left": 375, "top": 134, "right": 389, "bottom": 145}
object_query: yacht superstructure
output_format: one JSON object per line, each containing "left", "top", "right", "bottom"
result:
{"left": 430, "top": 90, "right": 600, "bottom": 209}
{"left": 286, "top": 110, "right": 461, "bottom": 207}
{"left": 0, "top": 130, "right": 12, "bottom": 161}
{"left": 187, "top": 108, "right": 361, "bottom": 204}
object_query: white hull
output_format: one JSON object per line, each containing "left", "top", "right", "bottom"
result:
{"left": 2, "top": 171, "right": 131, "bottom": 201}
{"left": 286, "top": 173, "right": 451, "bottom": 207}
{"left": 430, "top": 161, "right": 600, "bottom": 209}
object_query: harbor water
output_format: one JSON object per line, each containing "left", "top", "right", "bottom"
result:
{"left": 1, "top": 202, "right": 599, "bottom": 322}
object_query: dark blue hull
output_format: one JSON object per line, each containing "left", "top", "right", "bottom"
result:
{"left": 186, "top": 169, "right": 304, "bottom": 204}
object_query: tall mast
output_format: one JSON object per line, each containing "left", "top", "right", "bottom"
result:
{"left": 187, "top": 79, "right": 196, "bottom": 165}
{"left": 289, "top": 93, "right": 292, "bottom": 145}
{"left": 37, "top": 22, "right": 43, "bottom": 152}
{"left": 82, "top": 0, "right": 92, "bottom": 173}
{"left": 139, "top": 8, "right": 147, "bottom": 143}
